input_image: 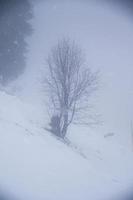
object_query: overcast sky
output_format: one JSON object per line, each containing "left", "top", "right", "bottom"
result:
{"left": 24, "top": 0, "right": 133, "bottom": 144}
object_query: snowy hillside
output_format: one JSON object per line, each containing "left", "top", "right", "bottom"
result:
{"left": 0, "top": 0, "right": 133, "bottom": 199}
{"left": 0, "top": 91, "right": 133, "bottom": 200}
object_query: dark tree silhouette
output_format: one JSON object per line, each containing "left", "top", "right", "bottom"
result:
{"left": 45, "top": 39, "right": 98, "bottom": 138}
{"left": 0, "top": 0, "right": 32, "bottom": 84}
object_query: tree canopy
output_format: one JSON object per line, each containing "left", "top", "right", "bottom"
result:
{"left": 0, "top": 0, "right": 32, "bottom": 84}
{"left": 45, "top": 39, "right": 98, "bottom": 138}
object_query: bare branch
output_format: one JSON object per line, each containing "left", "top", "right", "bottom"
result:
{"left": 44, "top": 38, "right": 99, "bottom": 138}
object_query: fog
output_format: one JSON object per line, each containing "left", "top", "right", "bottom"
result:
{"left": 0, "top": 1, "right": 133, "bottom": 199}
{"left": 22, "top": 0, "right": 133, "bottom": 144}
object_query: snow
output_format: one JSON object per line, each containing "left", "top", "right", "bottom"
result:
{"left": 0, "top": 91, "right": 133, "bottom": 200}
{"left": 0, "top": 1, "right": 133, "bottom": 199}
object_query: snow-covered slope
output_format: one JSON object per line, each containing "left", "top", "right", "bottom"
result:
{"left": 0, "top": 91, "right": 133, "bottom": 200}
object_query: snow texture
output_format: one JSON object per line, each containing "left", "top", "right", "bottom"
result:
{"left": 0, "top": 91, "right": 132, "bottom": 200}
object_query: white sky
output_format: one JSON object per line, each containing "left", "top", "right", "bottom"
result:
{"left": 24, "top": 0, "right": 133, "bottom": 144}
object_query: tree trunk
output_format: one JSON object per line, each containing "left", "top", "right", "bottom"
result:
{"left": 61, "top": 123, "right": 68, "bottom": 138}
{"left": 61, "top": 110, "right": 68, "bottom": 138}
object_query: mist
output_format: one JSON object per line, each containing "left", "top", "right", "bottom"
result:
{"left": 21, "top": 0, "right": 133, "bottom": 144}
{"left": 0, "top": 0, "right": 133, "bottom": 200}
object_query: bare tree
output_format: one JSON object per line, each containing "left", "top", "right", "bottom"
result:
{"left": 45, "top": 38, "right": 98, "bottom": 138}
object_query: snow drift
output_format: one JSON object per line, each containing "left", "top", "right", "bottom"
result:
{"left": 0, "top": 91, "right": 133, "bottom": 200}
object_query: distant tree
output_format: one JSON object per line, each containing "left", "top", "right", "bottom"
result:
{"left": 45, "top": 39, "right": 98, "bottom": 138}
{"left": 0, "top": 0, "right": 32, "bottom": 85}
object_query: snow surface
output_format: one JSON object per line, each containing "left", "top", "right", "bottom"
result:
{"left": 0, "top": 91, "right": 133, "bottom": 200}
{"left": 0, "top": 1, "right": 133, "bottom": 199}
